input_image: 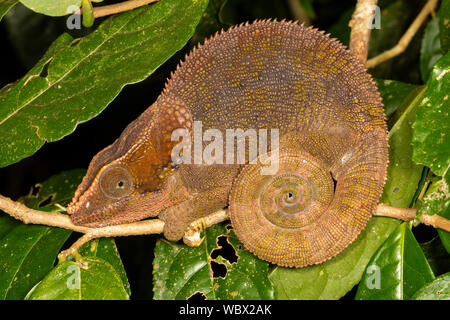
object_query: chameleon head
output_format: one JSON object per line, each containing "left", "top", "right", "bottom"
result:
{"left": 67, "top": 96, "right": 192, "bottom": 227}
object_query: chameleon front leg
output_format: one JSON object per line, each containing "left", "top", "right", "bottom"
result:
{"left": 158, "top": 200, "right": 196, "bottom": 242}
{"left": 158, "top": 186, "right": 231, "bottom": 244}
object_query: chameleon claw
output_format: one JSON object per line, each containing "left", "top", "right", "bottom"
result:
{"left": 182, "top": 217, "right": 207, "bottom": 247}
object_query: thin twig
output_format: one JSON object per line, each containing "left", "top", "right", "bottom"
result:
{"left": 374, "top": 203, "right": 417, "bottom": 220}
{"left": 420, "top": 214, "right": 450, "bottom": 232}
{"left": 374, "top": 203, "right": 450, "bottom": 232}
{"left": 417, "top": 180, "right": 431, "bottom": 201}
{"left": 349, "top": 0, "right": 379, "bottom": 65}
{"left": 90, "top": 0, "right": 160, "bottom": 18}
{"left": 1, "top": 194, "right": 449, "bottom": 259}
{"left": 0, "top": 194, "right": 164, "bottom": 241}
{"left": 366, "top": 0, "right": 438, "bottom": 69}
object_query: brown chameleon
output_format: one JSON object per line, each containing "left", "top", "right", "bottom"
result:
{"left": 67, "top": 20, "right": 388, "bottom": 268}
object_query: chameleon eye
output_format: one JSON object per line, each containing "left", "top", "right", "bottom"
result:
{"left": 99, "top": 166, "right": 133, "bottom": 199}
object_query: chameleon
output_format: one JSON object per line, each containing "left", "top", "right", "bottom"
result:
{"left": 67, "top": 20, "right": 388, "bottom": 268}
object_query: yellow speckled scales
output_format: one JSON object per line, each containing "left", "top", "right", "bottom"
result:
{"left": 165, "top": 20, "right": 388, "bottom": 267}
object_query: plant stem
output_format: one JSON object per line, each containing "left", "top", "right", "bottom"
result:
{"left": 349, "top": 0, "right": 379, "bottom": 65}
{"left": 374, "top": 203, "right": 417, "bottom": 220}
{"left": 91, "top": 0, "right": 160, "bottom": 18}
{"left": 366, "top": 0, "right": 438, "bottom": 68}
{"left": 1, "top": 194, "right": 449, "bottom": 259}
{"left": 374, "top": 203, "right": 450, "bottom": 232}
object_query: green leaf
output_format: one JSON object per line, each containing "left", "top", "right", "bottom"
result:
{"left": 268, "top": 81, "right": 426, "bottom": 300}
{"left": 3, "top": 3, "right": 73, "bottom": 69}
{"left": 0, "top": 0, "right": 18, "bottom": 20}
{"left": 420, "top": 236, "right": 450, "bottom": 276}
{"left": 412, "top": 272, "right": 450, "bottom": 300}
{"left": 153, "top": 223, "right": 274, "bottom": 300}
{"left": 355, "top": 223, "right": 435, "bottom": 300}
{"left": 412, "top": 52, "right": 450, "bottom": 177}
{"left": 417, "top": 171, "right": 450, "bottom": 255}
{"left": 0, "top": 0, "right": 209, "bottom": 168}
{"left": 0, "top": 214, "right": 20, "bottom": 240}
{"left": 20, "top": 168, "right": 86, "bottom": 211}
{"left": 439, "top": 0, "right": 450, "bottom": 53}
{"left": 0, "top": 169, "right": 84, "bottom": 300}
{"left": 380, "top": 86, "right": 426, "bottom": 207}
{"left": 19, "top": 0, "right": 80, "bottom": 16}
{"left": 0, "top": 226, "right": 71, "bottom": 300}
{"left": 269, "top": 217, "right": 399, "bottom": 300}
{"left": 191, "top": 0, "right": 230, "bottom": 45}
{"left": 374, "top": 79, "right": 419, "bottom": 118}
{"left": 78, "top": 238, "right": 130, "bottom": 296}
{"left": 25, "top": 258, "right": 129, "bottom": 300}
{"left": 420, "top": 16, "right": 443, "bottom": 82}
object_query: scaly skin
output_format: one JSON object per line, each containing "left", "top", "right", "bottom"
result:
{"left": 67, "top": 20, "right": 388, "bottom": 267}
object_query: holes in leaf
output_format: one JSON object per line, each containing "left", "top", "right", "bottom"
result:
{"left": 211, "top": 235, "right": 238, "bottom": 264}
{"left": 30, "top": 184, "right": 41, "bottom": 197}
{"left": 187, "top": 291, "right": 206, "bottom": 300}
{"left": 38, "top": 194, "right": 54, "bottom": 208}
{"left": 393, "top": 186, "right": 399, "bottom": 193}
{"left": 39, "top": 60, "right": 51, "bottom": 78}
{"left": 70, "top": 38, "right": 81, "bottom": 47}
{"left": 211, "top": 260, "right": 227, "bottom": 278}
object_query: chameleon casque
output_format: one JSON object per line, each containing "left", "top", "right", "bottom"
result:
{"left": 67, "top": 20, "right": 388, "bottom": 268}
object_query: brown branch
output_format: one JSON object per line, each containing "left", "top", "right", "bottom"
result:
{"left": 0, "top": 194, "right": 164, "bottom": 260}
{"left": 374, "top": 203, "right": 450, "bottom": 233}
{"left": 420, "top": 214, "right": 450, "bottom": 232}
{"left": 90, "top": 0, "right": 160, "bottom": 19}
{"left": 366, "top": 0, "right": 438, "bottom": 69}
{"left": 1, "top": 194, "right": 449, "bottom": 260}
{"left": 374, "top": 203, "right": 417, "bottom": 220}
{"left": 349, "top": 0, "right": 379, "bottom": 65}
{"left": 0, "top": 194, "right": 164, "bottom": 236}
{"left": 0, "top": 194, "right": 225, "bottom": 259}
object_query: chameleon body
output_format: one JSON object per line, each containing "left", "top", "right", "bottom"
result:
{"left": 67, "top": 20, "right": 388, "bottom": 267}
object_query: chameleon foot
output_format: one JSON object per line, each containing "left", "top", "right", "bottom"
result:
{"left": 183, "top": 210, "right": 230, "bottom": 247}
{"left": 183, "top": 217, "right": 208, "bottom": 247}
{"left": 58, "top": 233, "right": 94, "bottom": 262}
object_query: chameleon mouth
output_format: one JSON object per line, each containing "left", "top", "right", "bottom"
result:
{"left": 70, "top": 208, "right": 109, "bottom": 227}
{"left": 68, "top": 190, "right": 172, "bottom": 228}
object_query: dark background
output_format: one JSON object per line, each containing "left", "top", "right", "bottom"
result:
{"left": 0, "top": 0, "right": 433, "bottom": 299}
